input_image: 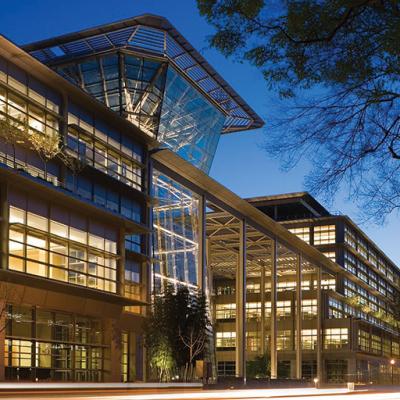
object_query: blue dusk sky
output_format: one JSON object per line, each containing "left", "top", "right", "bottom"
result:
{"left": 1, "top": 0, "right": 399, "bottom": 264}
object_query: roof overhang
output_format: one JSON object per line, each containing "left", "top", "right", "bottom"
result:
{"left": 22, "top": 14, "right": 264, "bottom": 134}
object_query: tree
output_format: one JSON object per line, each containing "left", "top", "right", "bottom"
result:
{"left": 197, "top": 0, "right": 400, "bottom": 222}
{"left": 0, "top": 117, "right": 29, "bottom": 168}
{"left": 27, "top": 130, "right": 62, "bottom": 180}
{"left": 143, "top": 285, "right": 210, "bottom": 382}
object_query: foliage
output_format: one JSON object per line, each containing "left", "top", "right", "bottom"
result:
{"left": 246, "top": 353, "right": 270, "bottom": 379}
{"left": 0, "top": 117, "right": 27, "bottom": 147}
{"left": 28, "top": 130, "right": 62, "bottom": 177}
{"left": 197, "top": 0, "right": 400, "bottom": 222}
{"left": 143, "top": 286, "right": 210, "bottom": 382}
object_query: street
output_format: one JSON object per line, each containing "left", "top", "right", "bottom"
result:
{"left": 2, "top": 387, "right": 400, "bottom": 400}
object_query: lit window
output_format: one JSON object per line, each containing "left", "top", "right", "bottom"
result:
{"left": 216, "top": 331, "right": 236, "bottom": 348}
{"left": 302, "top": 329, "right": 317, "bottom": 350}
{"left": 314, "top": 225, "right": 336, "bottom": 245}
{"left": 324, "top": 328, "right": 348, "bottom": 349}
{"left": 288, "top": 227, "right": 310, "bottom": 244}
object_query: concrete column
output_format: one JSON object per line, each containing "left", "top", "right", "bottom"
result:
{"left": 260, "top": 265, "right": 266, "bottom": 355}
{"left": 235, "top": 219, "right": 246, "bottom": 381}
{"left": 118, "top": 228, "right": 126, "bottom": 297}
{"left": 104, "top": 318, "right": 122, "bottom": 382}
{"left": 348, "top": 358, "right": 357, "bottom": 383}
{"left": 0, "top": 300, "right": 6, "bottom": 381}
{"left": 0, "top": 184, "right": 8, "bottom": 271}
{"left": 316, "top": 267, "right": 323, "bottom": 386}
{"left": 270, "top": 240, "right": 278, "bottom": 379}
{"left": 295, "top": 254, "right": 302, "bottom": 379}
{"left": 197, "top": 194, "right": 206, "bottom": 292}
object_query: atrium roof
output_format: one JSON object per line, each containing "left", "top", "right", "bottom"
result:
{"left": 23, "top": 14, "right": 264, "bottom": 134}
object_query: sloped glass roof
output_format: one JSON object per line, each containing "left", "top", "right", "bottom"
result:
{"left": 23, "top": 14, "right": 264, "bottom": 134}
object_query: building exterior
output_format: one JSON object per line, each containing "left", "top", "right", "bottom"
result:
{"left": 225, "top": 193, "right": 400, "bottom": 383}
{"left": 0, "top": 14, "right": 397, "bottom": 385}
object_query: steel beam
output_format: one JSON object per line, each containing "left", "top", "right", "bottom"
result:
{"left": 295, "top": 253, "right": 302, "bottom": 379}
{"left": 270, "top": 240, "right": 278, "bottom": 379}
{"left": 235, "top": 219, "right": 246, "bottom": 382}
{"left": 316, "top": 267, "right": 323, "bottom": 387}
{"left": 197, "top": 194, "right": 207, "bottom": 291}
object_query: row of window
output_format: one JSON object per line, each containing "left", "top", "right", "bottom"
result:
{"left": 5, "top": 305, "right": 104, "bottom": 381}
{"left": 215, "top": 299, "right": 318, "bottom": 320}
{"left": 344, "top": 251, "right": 394, "bottom": 297}
{"left": 67, "top": 129, "right": 143, "bottom": 191}
{"left": 358, "top": 329, "right": 400, "bottom": 356}
{"left": 345, "top": 226, "right": 397, "bottom": 284}
{"left": 328, "top": 296, "right": 397, "bottom": 335}
{"left": 9, "top": 206, "right": 118, "bottom": 293}
{"left": 68, "top": 105, "right": 143, "bottom": 163}
{"left": 215, "top": 278, "right": 336, "bottom": 296}
{"left": 288, "top": 225, "right": 336, "bottom": 245}
{"left": 65, "top": 173, "right": 143, "bottom": 224}
{"left": 216, "top": 328, "right": 348, "bottom": 351}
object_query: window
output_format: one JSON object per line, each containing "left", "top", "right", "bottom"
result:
{"left": 8, "top": 206, "right": 117, "bottom": 293}
{"left": 371, "top": 334, "right": 382, "bottom": 354}
{"left": 67, "top": 128, "right": 143, "bottom": 191}
{"left": 302, "top": 329, "right": 317, "bottom": 350}
{"left": 277, "top": 330, "right": 291, "bottom": 351}
{"left": 302, "top": 299, "right": 317, "bottom": 319}
{"left": 5, "top": 305, "right": 103, "bottom": 382}
{"left": 246, "top": 302, "right": 261, "bottom": 320}
{"left": 324, "top": 328, "right": 348, "bottom": 349}
{"left": 246, "top": 282, "right": 260, "bottom": 293}
{"left": 216, "top": 332, "right": 236, "bottom": 349}
{"left": 216, "top": 303, "right": 236, "bottom": 320}
{"left": 288, "top": 227, "right": 310, "bottom": 244}
{"left": 314, "top": 225, "right": 336, "bottom": 245}
{"left": 358, "top": 330, "right": 370, "bottom": 352}
{"left": 218, "top": 361, "right": 235, "bottom": 376}
{"left": 246, "top": 332, "right": 260, "bottom": 352}
{"left": 277, "top": 300, "right": 291, "bottom": 319}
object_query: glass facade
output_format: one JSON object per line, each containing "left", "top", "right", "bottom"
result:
{"left": 8, "top": 198, "right": 118, "bottom": 293}
{"left": 58, "top": 54, "right": 166, "bottom": 138}
{"left": 152, "top": 171, "right": 200, "bottom": 289}
{"left": 159, "top": 67, "right": 224, "bottom": 173}
{"left": 5, "top": 305, "right": 104, "bottom": 381}
{"left": 58, "top": 54, "right": 225, "bottom": 172}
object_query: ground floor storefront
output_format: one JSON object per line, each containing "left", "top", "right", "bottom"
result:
{"left": 0, "top": 281, "right": 145, "bottom": 383}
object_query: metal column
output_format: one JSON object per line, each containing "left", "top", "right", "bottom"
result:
{"left": 197, "top": 194, "right": 206, "bottom": 292}
{"left": 295, "top": 254, "right": 302, "bottom": 379}
{"left": 235, "top": 219, "right": 246, "bottom": 382}
{"left": 260, "top": 265, "right": 266, "bottom": 355}
{"left": 316, "top": 267, "right": 323, "bottom": 386}
{"left": 270, "top": 240, "right": 278, "bottom": 379}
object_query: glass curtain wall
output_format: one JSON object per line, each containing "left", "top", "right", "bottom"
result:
{"left": 58, "top": 54, "right": 167, "bottom": 138}
{"left": 152, "top": 170, "right": 200, "bottom": 291}
{"left": 158, "top": 67, "right": 225, "bottom": 173}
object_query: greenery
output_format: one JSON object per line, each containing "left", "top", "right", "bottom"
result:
{"left": 197, "top": 0, "right": 400, "bottom": 222}
{"left": 143, "top": 286, "right": 210, "bottom": 382}
{"left": 0, "top": 116, "right": 77, "bottom": 181}
{"left": 246, "top": 353, "right": 270, "bottom": 379}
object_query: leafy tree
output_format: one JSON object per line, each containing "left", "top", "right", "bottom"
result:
{"left": 197, "top": 0, "right": 400, "bottom": 222}
{"left": 0, "top": 117, "right": 29, "bottom": 168}
{"left": 28, "top": 131, "right": 62, "bottom": 179}
{"left": 143, "top": 285, "right": 210, "bottom": 381}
